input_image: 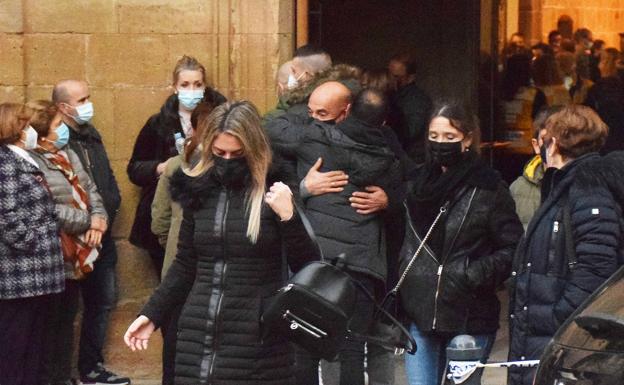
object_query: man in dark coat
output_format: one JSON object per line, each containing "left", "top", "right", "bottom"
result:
{"left": 266, "top": 83, "right": 402, "bottom": 385}
{"left": 53, "top": 79, "right": 129, "bottom": 385}
{"left": 388, "top": 53, "right": 433, "bottom": 163}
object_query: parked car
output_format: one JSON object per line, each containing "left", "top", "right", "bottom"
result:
{"left": 534, "top": 265, "right": 624, "bottom": 384}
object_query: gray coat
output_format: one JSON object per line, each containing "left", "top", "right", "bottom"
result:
{"left": 30, "top": 148, "right": 108, "bottom": 280}
{"left": 30, "top": 148, "right": 108, "bottom": 236}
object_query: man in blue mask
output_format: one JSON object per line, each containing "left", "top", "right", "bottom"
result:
{"left": 53, "top": 80, "right": 129, "bottom": 385}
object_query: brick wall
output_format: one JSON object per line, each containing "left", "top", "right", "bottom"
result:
{"left": 0, "top": 1, "right": 293, "bottom": 381}
{"left": 520, "top": 0, "right": 624, "bottom": 47}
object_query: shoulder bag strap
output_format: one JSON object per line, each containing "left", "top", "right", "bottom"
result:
{"left": 390, "top": 200, "right": 449, "bottom": 294}
{"left": 293, "top": 203, "right": 325, "bottom": 261}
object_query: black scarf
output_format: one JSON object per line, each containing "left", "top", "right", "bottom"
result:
{"left": 407, "top": 151, "right": 480, "bottom": 238}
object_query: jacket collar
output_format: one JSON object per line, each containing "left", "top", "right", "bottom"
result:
{"left": 524, "top": 152, "right": 599, "bottom": 241}
{"left": 1, "top": 145, "right": 40, "bottom": 173}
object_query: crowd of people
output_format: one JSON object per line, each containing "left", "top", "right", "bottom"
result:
{"left": 1, "top": 26, "right": 624, "bottom": 385}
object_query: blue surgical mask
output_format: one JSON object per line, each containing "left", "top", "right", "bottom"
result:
{"left": 53, "top": 122, "right": 70, "bottom": 149}
{"left": 177, "top": 89, "right": 205, "bottom": 110}
{"left": 72, "top": 102, "right": 94, "bottom": 125}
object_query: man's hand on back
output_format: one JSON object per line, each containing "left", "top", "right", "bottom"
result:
{"left": 350, "top": 186, "right": 388, "bottom": 214}
{"left": 303, "top": 158, "right": 349, "bottom": 196}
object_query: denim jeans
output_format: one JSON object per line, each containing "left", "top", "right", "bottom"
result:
{"left": 78, "top": 231, "right": 118, "bottom": 376}
{"left": 405, "top": 324, "right": 495, "bottom": 385}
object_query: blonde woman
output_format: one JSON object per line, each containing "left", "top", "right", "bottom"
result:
{"left": 124, "top": 101, "right": 318, "bottom": 385}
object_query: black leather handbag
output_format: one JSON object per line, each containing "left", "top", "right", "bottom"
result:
{"left": 261, "top": 205, "right": 416, "bottom": 361}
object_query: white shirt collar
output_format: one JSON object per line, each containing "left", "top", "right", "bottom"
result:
{"left": 7, "top": 144, "right": 40, "bottom": 169}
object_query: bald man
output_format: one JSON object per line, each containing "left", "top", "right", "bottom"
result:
{"left": 51, "top": 80, "right": 128, "bottom": 385}
{"left": 307, "top": 81, "right": 352, "bottom": 123}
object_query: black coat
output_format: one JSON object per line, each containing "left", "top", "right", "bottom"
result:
{"left": 400, "top": 164, "right": 523, "bottom": 334}
{"left": 508, "top": 153, "right": 623, "bottom": 385}
{"left": 68, "top": 123, "right": 121, "bottom": 224}
{"left": 390, "top": 82, "right": 432, "bottom": 163}
{"left": 140, "top": 169, "right": 318, "bottom": 385}
{"left": 127, "top": 90, "right": 226, "bottom": 250}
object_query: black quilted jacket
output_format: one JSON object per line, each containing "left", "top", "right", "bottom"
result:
{"left": 140, "top": 170, "right": 318, "bottom": 385}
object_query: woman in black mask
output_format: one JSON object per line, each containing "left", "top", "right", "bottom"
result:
{"left": 400, "top": 103, "right": 523, "bottom": 385}
{"left": 123, "top": 101, "right": 318, "bottom": 385}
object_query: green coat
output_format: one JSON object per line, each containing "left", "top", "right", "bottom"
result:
{"left": 510, "top": 155, "right": 545, "bottom": 231}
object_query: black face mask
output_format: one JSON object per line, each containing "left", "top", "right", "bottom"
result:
{"left": 428, "top": 140, "right": 465, "bottom": 167}
{"left": 539, "top": 140, "right": 550, "bottom": 167}
{"left": 213, "top": 156, "right": 249, "bottom": 186}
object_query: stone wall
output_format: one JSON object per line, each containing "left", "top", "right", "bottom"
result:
{"left": 519, "top": 0, "right": 624, "bottom": 47}
{"left": 0, "top": 0, "right": 293, "bottom": 381}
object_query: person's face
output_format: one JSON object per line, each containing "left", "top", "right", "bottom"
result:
{"left": 532, "top": 48, "right": 544, "bottom": 59}
{"left": 290, "top": 58, "right": 310, "bottom": 83}
{"left": 550, "top": 34, "right": 562, "bottom": 48}
{"left": 211, "top": 133, "right": 244, "bottom": 159}
{"left": 511, "top": 35, "right": 525, "bottom": 47}
{"left": 531, "top": 128, "right": 548, "bottom": 155}
{"left": 42, "top": 114, "right": 64, "bottom": 143}
{"left": 388, "top": 60, "right": 409, "bottom": 88}
{"left": 307, "top": 97, "right": 350, "bottom": 123}
{"left": 175, "top": 70, "right": 205, "bottom": 91}
{"left": 428, "top": 117, "right": 472, "bottom": 151}
{"left": 59, "top": 82, "right": 90, "bottom": 119}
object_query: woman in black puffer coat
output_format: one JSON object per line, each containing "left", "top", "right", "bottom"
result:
{"left": 508, "top": 105, "right": 623, "bottom": 385}
{"left": 127, "top": 55, "right": 225, "bottom": 274}
{"left": 400, "top": 103, "right": 523, "bottom": 385}
{"left": 124, "top": 101, "right": 318, "bottom": 385}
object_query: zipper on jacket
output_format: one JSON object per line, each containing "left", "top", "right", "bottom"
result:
{"left": 432, "top": 264, "right": 444, "bottom": 330}
{"left": 431, "top": 187, "right": 477, "bottom": 330}
{"left": 198, "top": 188, "right": 230, "bottom": 384}
{"left": 208, "top": 189, "right": 230, "bottom": 381}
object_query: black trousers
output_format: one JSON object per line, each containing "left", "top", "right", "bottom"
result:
{"left": 0, "top": 295, "right": 52, "bottom": 385}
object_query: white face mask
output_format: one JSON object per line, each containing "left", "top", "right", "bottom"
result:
{"left": 21, "top": 125, "right": 38, "bottom": 150}
{"left": 287, "top": 71, "right": 306, "bottom": 90}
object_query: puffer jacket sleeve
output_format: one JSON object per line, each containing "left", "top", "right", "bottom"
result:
{"left": 127, "top": 116, "right": 161, "bottom": 187}
{"left": 68, "top": 149, "right": 107, "bottom": 221}
{"left": 140, "top": 207, "right": 197, "bottom": 327}
{"left": 465, "top": 182, "right": 524, "bottom": 289}
{"left": 546, "top": 185, "right": 620, "bottom": 332}
{"left": 264, "top": 113, "right": 306, "bottom": 156}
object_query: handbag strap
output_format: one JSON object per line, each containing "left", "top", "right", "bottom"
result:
{"left": 390, "top": 201, "right": 449, "bottom": 294}
{"left": 349, "top": 279, "right": 417, "bottom": 354}
{"left": 293, "top": 203, "right": 325, "bottom": 261}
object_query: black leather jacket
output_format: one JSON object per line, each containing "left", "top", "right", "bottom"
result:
{"left": 399, "top": 166, "right": 523, "bottom": 334}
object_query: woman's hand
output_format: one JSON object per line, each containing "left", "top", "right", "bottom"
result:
{"left": 90, "top": 215, "right": 108, "bottom": 233}
{"left": 265, "top": 182, "right": 294, "bottom": 221}
{"left": 85, "top": 229, "right": 103, "bottom": 247}
{"left": 124, "top": 315, "right": 156, "bottom": 352}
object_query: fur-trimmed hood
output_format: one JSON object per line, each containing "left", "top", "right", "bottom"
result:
{"left": 282, "top": 64, "right": 363, "bottom": 107}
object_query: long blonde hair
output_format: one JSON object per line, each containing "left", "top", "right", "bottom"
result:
{"left": 188, "top": 101, "right": 272, "bottom": 243}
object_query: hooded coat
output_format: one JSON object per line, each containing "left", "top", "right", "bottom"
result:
{"left": 140, "top": 166, "right": 318, "bottom": 385}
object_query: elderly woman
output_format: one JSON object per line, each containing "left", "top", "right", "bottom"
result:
{"left": 0, "top": 103, "right": 64, "bottom": 385}
{"left": 508, "top": 105, "right": 622, "bottom": 385}
{"left": 26, "top": 100, "right": 108, "bottom": 385}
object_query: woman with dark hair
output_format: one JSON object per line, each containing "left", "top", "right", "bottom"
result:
{"left": 400, "top": 103, "right": 523, "bottom": 385}
{"left": 532, "top": 54, "right": 572, "bottom": 106}
{"left": 508, "top": 105, "right": 622, "bottom": 385}
{"left": 127, "top": 55, "right": 226, "bottom": 275}
{"left": 124, "top": 101, "right": 318, "bottom": 384}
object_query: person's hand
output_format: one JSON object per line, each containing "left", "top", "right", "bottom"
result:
{"left": 124, "top": 315, "right": 156, "bottom": 352}
{"left": 85, "top": 229, "right": 103, "bottom": 247}
{"left": 156, "top": 159, "right": 169, "bottom": 176}
{"left": 349, "top": 186, "right": 389, "bottom": 215}
{"left": 303, "top": 158, "right": 349, "bottom": 196}
{"left": 265, "top": 182, "right": 294, "bottom": 221}
{"left": 90, "top": 215, "right": 108, "bottom": 233}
